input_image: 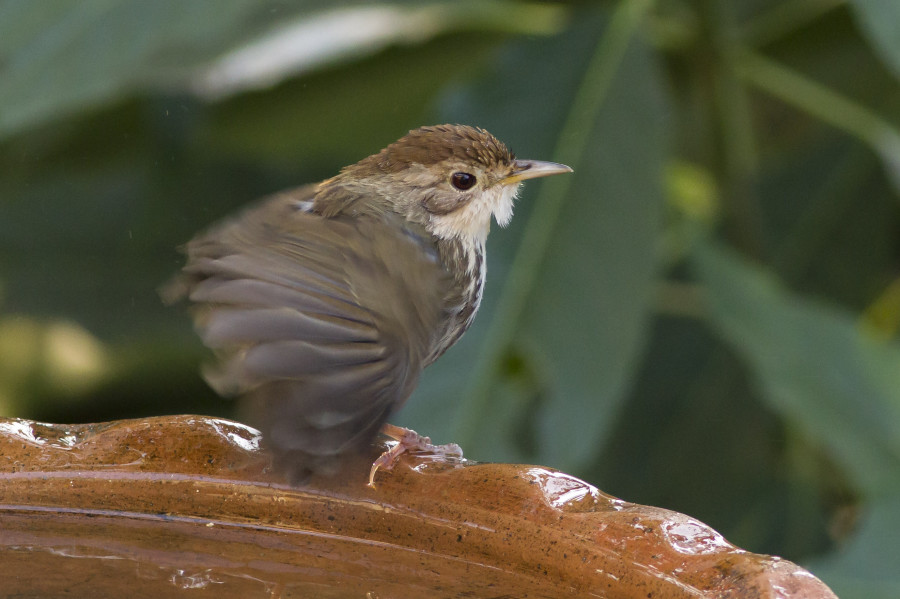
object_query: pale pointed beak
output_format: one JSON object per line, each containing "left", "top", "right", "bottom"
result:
{"left": 500, "top": 159, "right": 573, "bottom": 185}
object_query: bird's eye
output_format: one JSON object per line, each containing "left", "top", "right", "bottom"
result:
{"left": 450, "top": 172, "right": 477, "bottom": 191}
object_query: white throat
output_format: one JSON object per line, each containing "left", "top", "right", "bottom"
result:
{"left": 427, "top": 184, "right": 519, "bottom": 246}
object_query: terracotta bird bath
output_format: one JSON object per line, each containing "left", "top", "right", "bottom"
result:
{"left": 0, "top": 415, "right": 837, "bottom": 598}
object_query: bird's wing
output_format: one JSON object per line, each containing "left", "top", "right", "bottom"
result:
{"left": 167, "top": 185, "right": 450, "bottom": 478}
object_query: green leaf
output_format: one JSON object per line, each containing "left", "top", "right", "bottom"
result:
{"left": 810, "top": 491, "right": 900, "bottom": 599}
{"left": 849, "top": 0, "right": 900, "bottom": 79}
{"left": 0, "top": 0, "right": 566, "bottom": 140}
{"left": 527, "top": 39, "right": 669, "bottom": 469}
{"left": 403, "top": 2, "right": 669, "bottom": 471}
{"left": 694, "top": 239, "right": 900, "bottom": 497}
{"left": 0, "top": 0, "right": 275, "bottom": 138}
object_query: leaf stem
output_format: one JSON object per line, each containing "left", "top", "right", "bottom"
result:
{"left": 736, "top": 49, "right": 900, "bottom": 190}
{"left": 452, "top": 0, "right": 655, "bottom": 445}
{"left": 774, "top": 145, "right": 876, "bottom": 279}
{"left": 699, "top": 0, "right": 762, "bottom": 258}
{"left": 739, "top": 0, "right": 846, "bottom": 47}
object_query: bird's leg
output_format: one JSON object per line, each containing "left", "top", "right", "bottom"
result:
{"left": 368, "top": 423, "right": 464, "bottom": 487}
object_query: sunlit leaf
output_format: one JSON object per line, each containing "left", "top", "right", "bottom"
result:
{"left": 0, "top": 0, "right": 564, "bottom": 140}
{"left": 0, "top": 0, "right": 278, "bottom": 138}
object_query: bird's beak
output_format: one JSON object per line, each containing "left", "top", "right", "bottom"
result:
{"left": 500, "top": 159, "right": 573, "bottom": 185}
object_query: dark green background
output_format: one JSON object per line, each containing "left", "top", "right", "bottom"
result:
{"left": 2, "top": 1, "right": 899, "bottom": 596}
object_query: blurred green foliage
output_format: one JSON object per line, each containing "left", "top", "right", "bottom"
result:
{"left": 2, "top": 0, "right": 899, "bottom": 595}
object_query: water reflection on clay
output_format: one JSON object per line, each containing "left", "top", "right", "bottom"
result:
{"left": 45, "top": 545, "right": 127, "bottom": 561}
{"left": 661, "top": 517, "right": 732, "bottom": 555}
{"left": 769, "top": 565, "right": 822, "bottom": 599}
{"left": 171, "top": 568, "right": 225, "bottom": 590}
{"left": 204, "top": 417, "right": 263, "bottom": 453}
{"left": 525, "top": 467, "right": 624, "bottom": 512}
{"left": 0, "top": 419, "right": 76, "bottom": 448}
{"left": 408, "top": 448, "right": 468, "bottom": 475}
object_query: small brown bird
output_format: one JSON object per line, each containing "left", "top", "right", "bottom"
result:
{"left": 166, "top": 124, "right": 571, "bottom": 483}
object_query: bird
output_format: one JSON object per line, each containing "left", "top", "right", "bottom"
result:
{"left": 164, "top": 124, "right": 572, "bottom": 484}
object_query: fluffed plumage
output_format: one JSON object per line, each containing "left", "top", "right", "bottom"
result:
{"left": 165, "top": 125, "right": 571, "bottom": 481}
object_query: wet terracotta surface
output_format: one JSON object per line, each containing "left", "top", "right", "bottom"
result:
{"left": 0, "top": 415, "right": 837, "bottom": 598}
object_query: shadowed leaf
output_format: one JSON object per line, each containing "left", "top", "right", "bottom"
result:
{"left": 694, "top": 239, "right": 900, "bottom": 496}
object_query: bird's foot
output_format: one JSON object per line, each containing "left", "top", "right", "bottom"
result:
{"left": 368, "top": 423, "right": 463, "bottom": 487}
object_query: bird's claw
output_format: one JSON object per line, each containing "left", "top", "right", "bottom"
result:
{"left": 368, "top": 424, "right": 464, "bottom": 487}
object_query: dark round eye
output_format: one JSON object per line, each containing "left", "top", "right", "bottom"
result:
{"left": 450, "top": 172, "right": 477, "bottom": 191}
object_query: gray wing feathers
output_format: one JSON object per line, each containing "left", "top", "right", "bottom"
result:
{"left": 170, "top": 186, "right": 448, "bottom": 478}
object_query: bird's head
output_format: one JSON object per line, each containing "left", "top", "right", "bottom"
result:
{"left": 325, "top": 125, "right": 572, "bottom": 246}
